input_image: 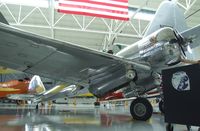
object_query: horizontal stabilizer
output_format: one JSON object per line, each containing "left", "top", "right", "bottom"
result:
{"left": 0, "top": 12, "right": 9, "bottom": 25}
{"left": 7, "top": 94, "right": 35, "bottom": 100}
{"left": 181, "top": 24, "right": 200, "bottom": 49}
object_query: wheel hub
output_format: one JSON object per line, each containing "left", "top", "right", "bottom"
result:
{"left": 126, "top": 70, "right": 136, "bottom": 79}
{"left": 133, "top": 103, "right": 147, "bottom": 117}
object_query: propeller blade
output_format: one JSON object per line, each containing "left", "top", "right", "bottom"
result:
{"left": 179, "top": 44, "right": 186, "bottom": 56}
{"left": 173, "top": 30, "right": 187, "bottom": 57}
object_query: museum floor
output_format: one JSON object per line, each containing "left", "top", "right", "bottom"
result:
{"left": 0, "top": 104, "right": 198, "bottom": 131}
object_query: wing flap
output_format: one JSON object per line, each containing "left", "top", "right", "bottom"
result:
{"left": 0, "top": 30, "right": 56, "bottom": 71}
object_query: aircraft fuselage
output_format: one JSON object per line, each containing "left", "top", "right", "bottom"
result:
{"left": 116, "top": 27, "right": 182, "bottom": 72}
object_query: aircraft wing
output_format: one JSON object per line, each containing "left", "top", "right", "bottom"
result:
{"left": 181, "top": 24, "right": 200, "bottom": 49}
{"left": 7, "top": 94, "right": 36, "bottom": 100}
{"left": 0, "top": 23, "right": 150, "bottom": 97}
{"left": 0, "top": 23, "right": 114, "bottom": 83}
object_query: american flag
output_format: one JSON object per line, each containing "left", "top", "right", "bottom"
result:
{"left": 57, "top": 0, "right": 129, "bottom": 21}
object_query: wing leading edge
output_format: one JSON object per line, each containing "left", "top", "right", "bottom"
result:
{"left": 0, "top": 23, "right": 117, "bottom": 83}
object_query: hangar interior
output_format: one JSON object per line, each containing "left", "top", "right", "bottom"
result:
{"left": 0, "top": 0, "right": 200, "bottom": 53}
{"left": 0, "top": 0, "right": 200, "bottom": 131}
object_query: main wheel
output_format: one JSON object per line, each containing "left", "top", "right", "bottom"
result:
{"left": 159, "top": 100, "right": 164, "bottom": 113}
{"left": 130, "top": 97, "right": 153, "bottom": 121}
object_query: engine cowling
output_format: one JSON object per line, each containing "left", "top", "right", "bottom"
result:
{"left": 139, "top": 27, "right": 182, "bottom": 70}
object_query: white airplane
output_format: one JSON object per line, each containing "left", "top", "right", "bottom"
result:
{"left": 0, "top": 0, "right": 200, "bottom": 121}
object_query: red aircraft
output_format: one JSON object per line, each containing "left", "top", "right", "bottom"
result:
{"left": 0, "top": 78, "right": 30, "bottom": 102}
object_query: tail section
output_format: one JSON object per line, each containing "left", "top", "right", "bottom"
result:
{"left": 28, "top": 75, "right": 46, "bottom": 94}
{"left": 7, "top": 75, "right": 46, "bottom": 100}
{"left": 144, "top": 1, "right": 187, "bottom": 37}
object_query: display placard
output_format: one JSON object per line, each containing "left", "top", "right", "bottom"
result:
{"left": 162, "top": 64, "right": 200, "bottom": 126}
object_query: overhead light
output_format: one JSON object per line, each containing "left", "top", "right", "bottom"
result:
{"left": 129, "top": 11, "right": 155, "bottom": 21}
{"left": 128, "top": 7, "right": 155, "bottom": 21}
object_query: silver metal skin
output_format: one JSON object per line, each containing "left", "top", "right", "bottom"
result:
{"left": 0, "top": 1, "right": 200, "bottom": 102}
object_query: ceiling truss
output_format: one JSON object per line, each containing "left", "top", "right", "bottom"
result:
{"left": 0, "top": 0, "right": 198, "bottom": 51}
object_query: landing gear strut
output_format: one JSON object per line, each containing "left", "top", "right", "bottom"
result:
{"left": 130, "top": 97, "right": 153, "bottom": 121}
{"left": 166, "top": 123, "right": 174, "bottom": 131}
{"left": 94, "top": 101, "right": 100, "bottom": 106}
{"left": 94, "top": 98, "right": 100, "bottom": 106}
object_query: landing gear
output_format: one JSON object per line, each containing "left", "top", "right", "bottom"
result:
{"left": 130, "top": 97, "right": 153, "bottom": 121}
{"left": 159, "top": 100, "right": 164, "bottom": 113}
{"left": 166, "top": 123, "right": 174, "bottom": 131}
{"left": 94, "top": 98, "right": 100, "bottom": 106}
{"left": 186, "top": 125, "right": 191, "bottom": 131}
{"left": 16, "top": 100, "right": 22, "bottom": 105}
{"left": 94, "top": 101, "right": 100, "bottom": 106}
{"left": 36, "top": 104, "right": 39, "bottom": 110}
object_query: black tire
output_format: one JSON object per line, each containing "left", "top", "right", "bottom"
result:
{"left": 159, "top": 100, "right": 164, "bottom": 114}
{"left": 130, "top": 97, "right": 153, "bottom": 121}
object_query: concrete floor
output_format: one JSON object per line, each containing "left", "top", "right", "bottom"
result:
{"left": 0, "top": 104, "right": 198, "bottom": 131}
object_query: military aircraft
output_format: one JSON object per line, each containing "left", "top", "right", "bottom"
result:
{"left": 7, "top": 75, "right": 89, "bottom": 103}
{"left": 0, "top": 78, "right": 30, "bottom": 103}
{"left": 6, "top": 75, "right": 46, "bottom": 102}
{"left": 0, "top": 67, "right": 30, "bottom": 103}
{"left": 0, "top": 0, "right": 200, "bottom": 121}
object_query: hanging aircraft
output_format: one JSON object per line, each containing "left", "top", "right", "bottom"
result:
{"left": 0, "top": 1, "right": 200, "bottom": 121}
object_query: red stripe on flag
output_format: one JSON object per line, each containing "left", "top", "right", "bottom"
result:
{"left": 61, "top": 0, "right": 128, "bottom": 9}
{"left": 58, "top": 9, "right": 129, "bottom": 21}
{"left": 59, "top": 3, "right": 128, "bottom": 15}
{"left": 110, "top": 0, "right": 128, "bottom": 2}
